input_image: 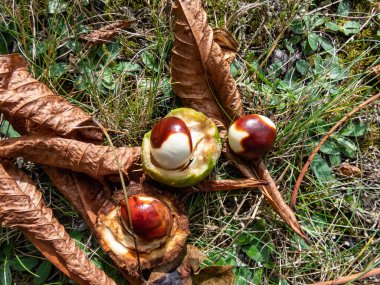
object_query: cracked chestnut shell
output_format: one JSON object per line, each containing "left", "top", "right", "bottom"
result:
{"left": 96, "top": 184, "right": 189, "bottom": 276}
{"left": 120, "top": 195, "right": 173, "bottom": 241}
{"left": 142, "top": 108, "right": 221, "bottom": 187}
{"left": 228, "top": 114, "right": 277, "bottom": 160}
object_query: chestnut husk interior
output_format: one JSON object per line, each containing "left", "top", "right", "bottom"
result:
{"left": 95, "top": 181, "right": 189, "bottom": 276}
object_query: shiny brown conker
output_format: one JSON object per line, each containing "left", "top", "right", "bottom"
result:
{"left": 228, "top": 114, "right": 277, "bottom": 160}
{"left": 120, "top": 195, "right": 173, "bottom": 241}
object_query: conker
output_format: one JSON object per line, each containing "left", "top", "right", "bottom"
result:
{"left": 150, "top": 117, "right": 193, "bottom": 170}
{"left": 120, "top": 195, "right": 173, "bottom": 241}
{"left": 228, "top": 114, "right": 277, "bottom": 160}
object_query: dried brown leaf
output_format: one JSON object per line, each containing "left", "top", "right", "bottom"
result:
{"left": 338, "top": 163, "right": 361, "bottom": 177}
{"left": 0, "top": 135, "right": 141, "bottom": 181}
{"left": 0, "top": 54, "right": 103, "bottom": 142}
{"left": 172, "top": 0, "right": 244, "bottom": 125}
{"left": 171, "top": 0, "right": 310, "bottom": 244}
{"left": 0, "top": 161, "right": 116, "bottom": 285}
{"left": 44, "top": 167, "right": 110, "bottom": 232}
{"left": 147, "top": 244, "right": 233, "bottom": 285}
{"left": 79, "top": 20, "right": 133, "bottom": 46}
{"left": 213, "top": 28, "right": 238, "bottom": 65}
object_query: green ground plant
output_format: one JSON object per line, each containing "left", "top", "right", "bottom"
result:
{"left": 0, "top": 0, "right": 379, "bottom": 284}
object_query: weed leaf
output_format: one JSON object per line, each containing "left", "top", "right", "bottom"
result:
{"left": 325, "top": 22, "right": 340, "bottom": 32}
{"left": 308, "top": 33, "right": 321, "bottom": 51}
{"left": 340, "top": 122, "right": 367, "bottom": 137}
{"left": 333, "top": 136, "right": 357, "bottom": 158}
{"left": 0, "top": 257, "right": 11, "bottom": 285}
{"left": 33, "top": 260, "right": 52, "bottom": 285}
{"left": 337, "top": 0, "right": 350, "bottom": 16}
{"left": 296, "top": 60, "right": 309, "bottom": 75}
{"left": 311, "top": 153, "right": 333, "bottom": 183}
{"left": 342, "top": 21, "right": 361, "bottom": 35}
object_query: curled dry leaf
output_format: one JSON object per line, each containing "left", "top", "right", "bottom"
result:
{"left": 44, "top": 167, "right": 110, "bottom": 232}
{"left": 147, "top": 244, "right": 234, "bottom": 285}
{"left": 213, "top": 28, "right": 238, "bottom": 65}
{"left": 338, "top": 163, "right": 362, "bottom": 177}
{"left": 0, "top": 54, "right": 103, "bottom": 142}
{"left": 0, "top": 161, "right": 116, "bottom": 285}
{"left": 0, "top": 135, "right": 141, "bottom": 181}
{"left": 79, "top": 20, "right": 134, "bottom": 46}
{"left": 172, "top": 0, "right": 244, "bottom": 125}
{"left": 172, "top": 0, "right": 310, "bottom": 243}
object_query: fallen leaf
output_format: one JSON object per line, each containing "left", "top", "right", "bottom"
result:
{"left": 44, "top": 168, "right": 110, "bottom": 232}
{"left": 79, "top": 20, "right": 134, "bottom": 46}
{"left": 171, "top": 0, "right": 310, "bottom": 244}
{"left": 0, "top": 135, "right": 141, "bottom": 181}
{"left": 0, "top": 54, "right": 103, "bottom": 142}
{"left": 172, "top": 0, "right": 244, "bottom": 125}
{"left": 338, "top": 162, "right": 361, "bottom": 177}
{"left": 0, "top": 161, "right": 116, "bottom": 285}
{"left": 213, "top": 28, "right": 238, "bottom": 65}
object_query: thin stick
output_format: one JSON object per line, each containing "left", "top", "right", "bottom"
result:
{"left": 183, "top": 178, "right": 269, "bottom": 194}
{"left": 291, "top": 92, "right": 380, "bottom": 210}
{"left": 92, "top": 118, "right": 143, "bottom": 280}
{"left": 309, "top": 266, "right": 380, "bottom": 285}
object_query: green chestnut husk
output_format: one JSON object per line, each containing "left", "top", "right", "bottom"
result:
{"left": 142, "top": 108, "right": 221, "bottom": 187}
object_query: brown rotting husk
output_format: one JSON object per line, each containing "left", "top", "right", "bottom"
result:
{"left": 96, "top": 181, "right": 190, "bottom": 276}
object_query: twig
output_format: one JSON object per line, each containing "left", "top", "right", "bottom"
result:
{"left": 309, "top": 266, "right": 380, "bottom": 285}
{"left": 291, "top": 92, "right": 380, "bottom": 210}
{"left": 93, "top": 118, "right": 144, "bottom": 281}
{"left": 183, "top": 178, "right": 269, "bottom": 194}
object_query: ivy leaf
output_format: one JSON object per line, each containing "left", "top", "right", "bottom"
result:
{"left": 332, "top": 136, "right": 357, "bottom": 158}
{"left": 329, "top": 154, "right": 341, "bottom": 167}
{"left": 308, "top": 33, "right": 321, "bottom": 51}
{"left": 342, "top": 21, "right": 361, "bottom": 35}
{"left": 311, "top": 153, "right": 333, "bottom": 183}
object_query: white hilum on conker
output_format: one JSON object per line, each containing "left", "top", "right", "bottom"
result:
{"left": 228, "top": 114, "right": 277, "bottom": 160}
{"left": 150, "top": 117, "right": 193, "bottom": 170}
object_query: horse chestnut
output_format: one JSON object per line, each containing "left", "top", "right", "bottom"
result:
{"left": 150, "top": 117, "right": 193, "bottom": 170}
{"left": 120, "top": 195, "right": 173, "bottom": 241}
{"left": 228, "top": 114, "right": 277, "bottom": 160}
